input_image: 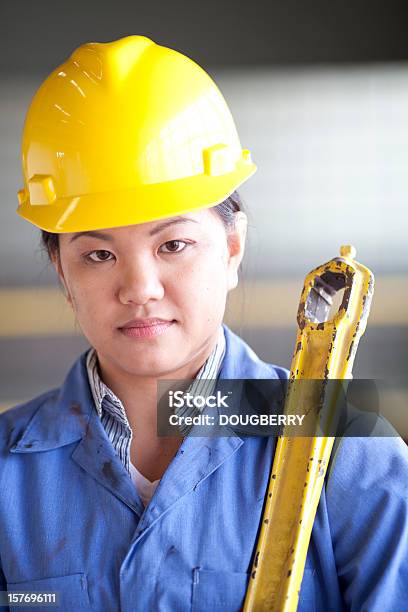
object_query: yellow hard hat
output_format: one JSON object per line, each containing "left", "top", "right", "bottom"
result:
{"left": 17, "top": 35, "right": 257, "bottom": 233}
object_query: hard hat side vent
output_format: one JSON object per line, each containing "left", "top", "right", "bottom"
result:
{"left": 203, "top": 144, "right": 236, "bottom": 176}
{"left": 27, "top": 175, "right": 57, "bottom": 206}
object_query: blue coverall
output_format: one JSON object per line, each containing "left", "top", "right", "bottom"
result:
{"left": 0, "top": 325, "right": 407, "bottom": 610}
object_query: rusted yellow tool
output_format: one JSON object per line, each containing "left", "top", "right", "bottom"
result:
{"left": 243, "top": 245, "right": 374, "bottom": 612}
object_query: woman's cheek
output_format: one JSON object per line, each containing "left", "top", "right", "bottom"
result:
{"left": 69, "top": 282, "right": 104, "bottom": 322}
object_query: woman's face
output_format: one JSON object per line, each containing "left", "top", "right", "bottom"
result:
{"left": 55, "top": 208, "right": 247, "bottom": 379}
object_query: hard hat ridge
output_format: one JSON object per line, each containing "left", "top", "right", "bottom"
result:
{"left": 70, "top": 36, "right": 155, "bottom": 85}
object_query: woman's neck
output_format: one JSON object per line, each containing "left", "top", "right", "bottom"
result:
{"left": 94, "top": 331, "right": 221, "bottom": 481}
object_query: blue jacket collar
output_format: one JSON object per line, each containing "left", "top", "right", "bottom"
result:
{"left": 11, "top": 355, "right": 94, "bottom": 453}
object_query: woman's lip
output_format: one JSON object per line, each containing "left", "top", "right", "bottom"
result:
{"left": 120, "top": 318, "right": 173, "bottom": 329}
{"left": 119, "top": 320, "right": 174, "bottom": 339}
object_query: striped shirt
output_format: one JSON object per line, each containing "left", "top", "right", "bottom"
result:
{"left": 85, "top": 327, "right": 226, "bottom": 478}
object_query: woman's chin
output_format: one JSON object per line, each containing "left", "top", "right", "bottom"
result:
{"left": 112, "top": 348, "right": 186, "bottom": 379}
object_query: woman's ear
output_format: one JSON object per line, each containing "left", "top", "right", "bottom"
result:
{"left": 226, "top": 211, "right": 247, "bottom": 291}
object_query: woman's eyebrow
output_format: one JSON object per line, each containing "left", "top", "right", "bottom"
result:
{"left": 149, "top": 217, "right": 198, "bottom": 236}
{"left": 69, "top": 231, "right": 113, "bottom": 243}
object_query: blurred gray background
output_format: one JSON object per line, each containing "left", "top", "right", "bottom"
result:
{"left": 0, "top": 1, "right": 407, "bottom": 433}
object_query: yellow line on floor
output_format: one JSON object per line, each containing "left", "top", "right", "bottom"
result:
{"left": 0, "top": 276, "right": 407, "bottom": 338}
{"left": 0, "top": 287, "right": 79, "bottom": 337}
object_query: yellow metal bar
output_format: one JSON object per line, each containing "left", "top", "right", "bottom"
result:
{"left": 243, "top": 245, "right": 374, "bottom": 612}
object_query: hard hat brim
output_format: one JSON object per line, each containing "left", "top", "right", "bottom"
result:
{"left": 17, "top": 160, "right": 256, "bottom": 233}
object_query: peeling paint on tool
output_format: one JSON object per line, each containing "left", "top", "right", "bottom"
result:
{"left": 254, "top": 552, "right": 260, "bottom": 568}
{"left": 346, "top": 340, "right": 355, "bottom": 361}
{"left": 297, "top": 317, "right": 306, "bottom": 332}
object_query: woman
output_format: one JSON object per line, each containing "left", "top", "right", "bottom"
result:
{"left": 1, "top": 35, "right": 407, "bottom": 611}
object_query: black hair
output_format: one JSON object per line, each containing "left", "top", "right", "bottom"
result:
{"left": 212, "top": 189, "right": 244, "bottom": 231}
{"left": 40, "top": 190, "right": 245, "bottom": 261}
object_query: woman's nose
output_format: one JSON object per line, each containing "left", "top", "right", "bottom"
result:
{"left": 117, "top": 261, "right": 165, "bottom": 305}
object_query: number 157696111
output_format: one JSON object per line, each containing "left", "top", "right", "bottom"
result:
{"left": 0, "top": 591, "right": 59, "bottom": 606}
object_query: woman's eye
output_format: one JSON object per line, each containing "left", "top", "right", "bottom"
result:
{"left": 159, "top": 240, "right": 188, "bottom": 254}
{"left": 86, "top": 250, "right": 114, "bottom": 263}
